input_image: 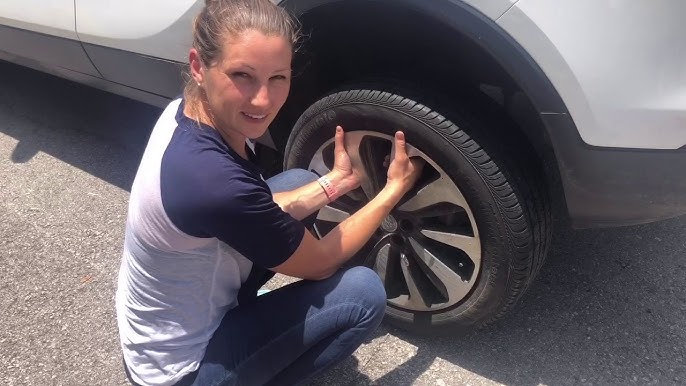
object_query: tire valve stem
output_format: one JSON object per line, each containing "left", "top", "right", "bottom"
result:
{"left": 458, "top": 262, "right": 464, "bottom": 268}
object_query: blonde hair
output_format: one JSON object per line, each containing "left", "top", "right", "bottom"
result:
{"left": 184, "top": 0, "right": 300, "bottom": 115}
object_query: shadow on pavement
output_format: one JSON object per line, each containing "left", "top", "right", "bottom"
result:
{"left": 315, "top": 216, "right": 686, "bottom": 385}
{"left": 0, "top": 61, "right": 160, "bottom": 191}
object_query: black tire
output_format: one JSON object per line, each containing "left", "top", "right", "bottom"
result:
{"left": 284, "top": 86, "right": 552, "bottom": 334}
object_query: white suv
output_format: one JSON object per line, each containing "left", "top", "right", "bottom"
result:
{"left": 2, "top": 0, "right": 684, "bottom": 334}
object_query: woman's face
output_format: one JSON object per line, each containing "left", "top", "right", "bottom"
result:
{"left": 192, "top": 29, "right": 292, "bottom": 144}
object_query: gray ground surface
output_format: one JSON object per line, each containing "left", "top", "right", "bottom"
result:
{"left": 1, "top": 62, "right": 684, "bottom": 385}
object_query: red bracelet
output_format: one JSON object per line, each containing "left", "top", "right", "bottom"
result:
{"left": 317, "top": 175, "right": 338, "bottom": 202}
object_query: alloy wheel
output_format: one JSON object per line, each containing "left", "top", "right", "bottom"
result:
{"left": 308, "top": 131, "right": 481, "bottom": 312}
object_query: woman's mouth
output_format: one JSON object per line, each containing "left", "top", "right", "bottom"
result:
{"left": 241, "top": 112, "right": 268, "bottom": 121}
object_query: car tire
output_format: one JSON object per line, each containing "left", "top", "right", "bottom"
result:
{"left": 284, "top": 86, "right": 552, "bottom": 334}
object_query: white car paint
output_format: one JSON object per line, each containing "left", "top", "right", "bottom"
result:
{"left": 0, "top": 0, "right": 76, "bottom": 40}
{"left": 74, "top": 0, "right": 518, "bottom": 65}
{"left": 499, "top": 0, "right": 686, "bottom": 149}
{"left": 75, "top": 0, "right": 200, "bottom": 62}
{"left": 459, "top": 0, "right": 519, "bottom": 21}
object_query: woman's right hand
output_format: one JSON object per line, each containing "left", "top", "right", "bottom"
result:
{"left": 385, "top": 131, "right": 424, "bottom": 200}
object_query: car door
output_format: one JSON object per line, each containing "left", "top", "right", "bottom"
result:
{"left": 0, "top": 0, "right": 100, "bottom": 78}
{"left": 75, "top": 0, "right": 202, "bottom": 98}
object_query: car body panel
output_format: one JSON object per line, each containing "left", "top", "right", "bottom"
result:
{"left": 0, "top": 48, "right": 171, "bottom": 107}
{"left": 0, "top": 0, "right": 77, "bottom": 40}
{"left": 0, "top": 1, "right": 99, "bottom": 76}
{"left": 458, "top": 0, "right": 518, "bottom": 20}
{"left": 74, "top": 1, "right": 198, "bottom": 98}
{"left": 0, "top": 24, "right": 101, "bottom": 77}
{"left": 80, "top": 43, "right": 185, "bottom": 99}
{"left": 75, "top": 0, "right": 199, "bottom": 63}
{"left": 541, "top": 112, "right": 686, "bottom": 227}
{"left": 499, "top": 0, "right": 686, "bottom": 150}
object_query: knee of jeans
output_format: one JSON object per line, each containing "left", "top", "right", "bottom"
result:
{"left": 339, "top": 266, "right": 387, "bottom": 317}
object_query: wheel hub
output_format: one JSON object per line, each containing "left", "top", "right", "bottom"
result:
{"left": 398, "top": 218, "right": 414, "bottom": 233}
{"left": 381, "top": 215, "right": 398, "bottom": 232}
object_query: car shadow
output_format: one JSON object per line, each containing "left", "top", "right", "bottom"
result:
{"left": 0, "top": 61, "right": 160, "bottom": 192}
{"left": 311, "top": 216, "right": 686, "bottom": 385}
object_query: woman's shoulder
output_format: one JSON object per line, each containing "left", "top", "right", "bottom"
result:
{"left": 162, "top": 136, "right": 266, "bottom": 205}
{"left": 164, "top": 143, "right": 262, "bottom": 193}
{"left": 158, "top": 139, "right": 270, "bottom": 237}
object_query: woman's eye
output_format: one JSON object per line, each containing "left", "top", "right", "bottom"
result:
{"left": 271, "top": 75, "right": 288, "bottom": 81}
{"left": 231, "top": 72, "right": 251, "bottom": 79}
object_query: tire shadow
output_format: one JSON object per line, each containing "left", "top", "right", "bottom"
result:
{"left": 312, "top": 216, "right": 686, "bottom": 385}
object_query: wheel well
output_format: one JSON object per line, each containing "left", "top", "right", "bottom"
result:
{"left": 273, "top": 0, "right": 567, "bottom": 216}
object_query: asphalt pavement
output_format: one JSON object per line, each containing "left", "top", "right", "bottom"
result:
{"left": 1, "top": 61, "right": 684, "bottom": 386}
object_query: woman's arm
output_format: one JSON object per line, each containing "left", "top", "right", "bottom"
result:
{"left": 271, "top": 170, "right": 354, "bottom": 221}
{"left": 273, "top": 131, "right": 423, "bottom": 280}
{"left": 272, "top": 126, "right": 359, "bottom": 220}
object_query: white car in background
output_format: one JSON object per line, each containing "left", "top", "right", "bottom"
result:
{"left": 1, "top": 0, "right": 684, "bottom": 334}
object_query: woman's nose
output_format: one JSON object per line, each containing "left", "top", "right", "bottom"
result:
{"left": 251, "top": 84, "right": 270, "bottom": 108}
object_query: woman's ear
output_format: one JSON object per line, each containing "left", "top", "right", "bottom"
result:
{"left": 189, "top": 48, "right": 204, "bottom": 85}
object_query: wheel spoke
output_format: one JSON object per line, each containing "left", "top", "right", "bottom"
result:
{"left": 316, "top": 205, "right": 350, "bottom": 223}
{"left": 408, "top": 238, "right": 472, "bottom": 303}
{"left": 401, "top": 202, "right": 465, "bottom": 219}
{"left": 420, "top": 230, "right": 481, "bottom": 264}
{"left": 312, "top": 223, "right": 325, "bottom": 239}
{"left": 372, "top": 243, "right": 391, "bottom": 283}
{"left": 309, "top": 146, "right": 332, "bottom": 177}
{"left": 398, "top": 176, "right": 468, "bottom": 212}
{"left": 397, "top": 252, "right": 430, "bottom": 309}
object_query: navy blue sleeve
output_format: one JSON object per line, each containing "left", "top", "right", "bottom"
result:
{"left": 201, "top": 173, "right": 305, "bottom": 268}
{"left": 161, "top": 137, "right": 305, "bottom": 269}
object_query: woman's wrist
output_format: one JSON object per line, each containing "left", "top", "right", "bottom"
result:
{"left": 317, "top": 175, "right": 339, "bottom": 202}
{"left": 326, "top": 170, "right": 358, "bottom": 198}
{"left": 379, "top": 181, "right": 406, "bottom": 205}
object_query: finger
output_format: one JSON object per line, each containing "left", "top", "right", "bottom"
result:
{"left": 393, "top": 131, "right": 407, "bottom": 160}
{"left": 334, "top": 125, "right": 345, "bottom": 153}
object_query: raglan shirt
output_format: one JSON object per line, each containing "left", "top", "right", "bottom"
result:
{"left": 115, "top": 99, "right": 305, "bottom": 386}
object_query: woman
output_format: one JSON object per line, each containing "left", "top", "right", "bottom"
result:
{"left": 116, "top": 0, "right": 423, "bottom": 385}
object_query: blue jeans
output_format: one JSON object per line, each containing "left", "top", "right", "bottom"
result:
{"left": 175, "top": 169, "right": 386, "bottom": 385}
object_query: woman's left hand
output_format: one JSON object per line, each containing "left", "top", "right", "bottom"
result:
{"left": 331, "top": 126, "right": 361, "bottom": 193}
